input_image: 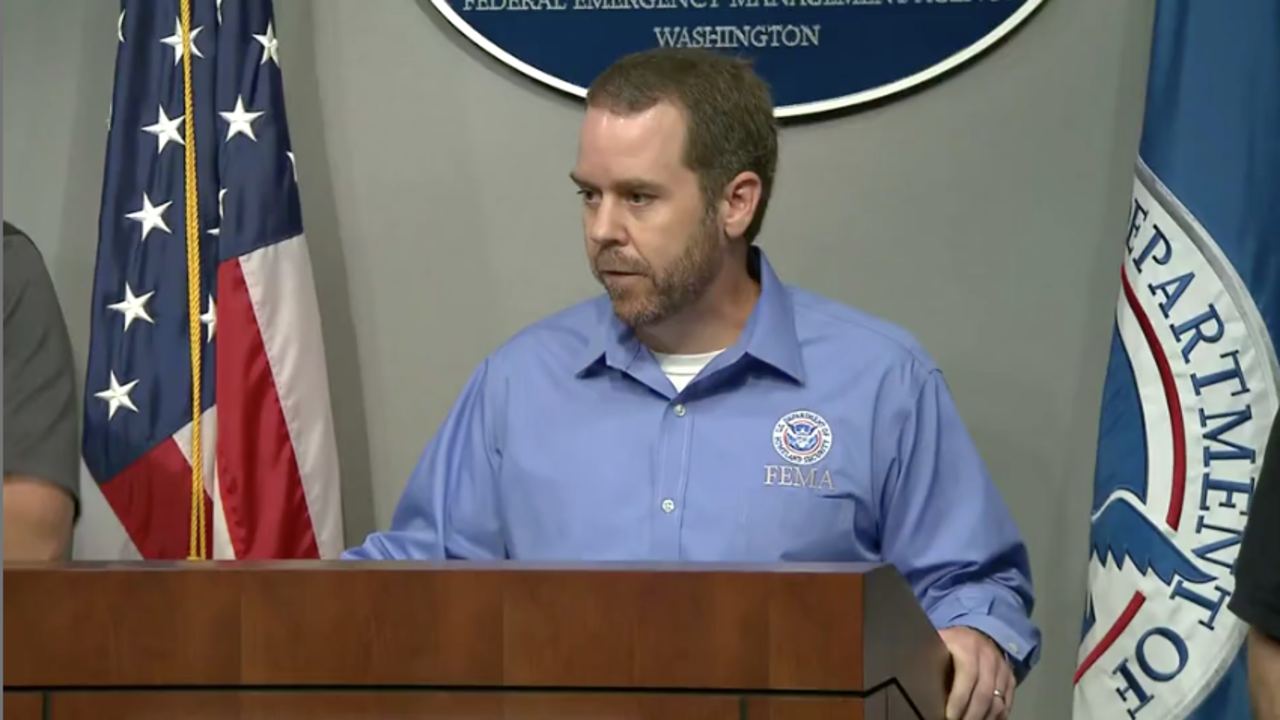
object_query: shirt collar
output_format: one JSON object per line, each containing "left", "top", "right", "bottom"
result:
{"left": 576, "top": 246, "right": 806, "bottom": 385}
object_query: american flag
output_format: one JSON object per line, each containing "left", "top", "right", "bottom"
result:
{"left": 81, "top": 0, "right": 344, "bottom": 559}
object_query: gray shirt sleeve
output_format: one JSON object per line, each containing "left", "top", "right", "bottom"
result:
{"left": 3, "top": 223, "right": 81, "bottom": 518}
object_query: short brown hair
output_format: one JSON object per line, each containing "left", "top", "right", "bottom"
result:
{"left": 585, "top": 48, "right": 778, "bottom": 244}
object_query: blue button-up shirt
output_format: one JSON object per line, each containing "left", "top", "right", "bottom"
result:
{"left": 344, "top": 248, "right": 1041, "bottom": 680}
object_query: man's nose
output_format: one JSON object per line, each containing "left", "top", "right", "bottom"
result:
{"left": 587, "top": 197, "right": 625, "bottom": 246}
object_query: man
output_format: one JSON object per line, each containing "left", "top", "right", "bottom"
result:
{"left": 345, "top": 48, "right": 1038, "bottom": 720}
{"left": 1229, "top": 411, "right": 1280, "bottom": 718}
{"left": 4, "top": 221, "right": 80, "bottom": 560}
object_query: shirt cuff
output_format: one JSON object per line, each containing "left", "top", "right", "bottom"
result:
{"left": 930, "top": 587, "right": 1040, "bottom": 684}
{"left": 944, "top": 613, "right": 1034, "bottom": 682}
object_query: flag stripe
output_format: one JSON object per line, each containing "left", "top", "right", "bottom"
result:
{"left": 216, "top": 254, "right": 319, "bottom": 559}
{"left": 238, "top": 234, "right": 346, "bottom": 559}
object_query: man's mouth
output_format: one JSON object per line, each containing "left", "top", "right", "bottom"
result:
{"left": 600, "top": 270, "right": 647, "bottom": 288}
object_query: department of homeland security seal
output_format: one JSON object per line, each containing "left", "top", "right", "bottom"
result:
{"left": 426, "top": 0, "right": 1048, "bottom": 118}
{"left": 772, "top": 410, "right": 833, "bottom": 466}
{"left": 1074, "top": 159, "right": 1280, "bottom": 719}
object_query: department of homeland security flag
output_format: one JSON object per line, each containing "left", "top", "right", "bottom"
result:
{"left": 81, "top": 0, "right": 345, "bottom": 559}
{"left": 1075, "top": 1, "right": 1280, "bottom": 718}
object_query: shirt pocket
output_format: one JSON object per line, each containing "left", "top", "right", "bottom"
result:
{"left": 739, "top": 471, "right": 858, "bottom": 562}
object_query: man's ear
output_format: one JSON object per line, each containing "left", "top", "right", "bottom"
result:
{"left": 720, "top": 172, "right": 762, "bottom": 241}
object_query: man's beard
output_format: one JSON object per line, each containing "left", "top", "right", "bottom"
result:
{"left": 593, "top": 214, "right": 723, "bottom": 329}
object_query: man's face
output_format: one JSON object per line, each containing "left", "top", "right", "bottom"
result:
{"left": 571, "top": 101, "right": 725, "bottom": 328}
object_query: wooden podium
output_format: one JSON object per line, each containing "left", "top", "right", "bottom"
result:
{"left": 4, "top": 561, "right": 950, "bottom": 719}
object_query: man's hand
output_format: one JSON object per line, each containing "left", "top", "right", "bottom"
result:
{"left": 939, "top": 626, "right": 1015, "bottom": 720}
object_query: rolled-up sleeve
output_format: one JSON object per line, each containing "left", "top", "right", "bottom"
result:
{"left": 878, "top": 366, "right": 1041, "bottom": 682}
{"left": 342, "top": 358, "right": 506, "bottom": 561}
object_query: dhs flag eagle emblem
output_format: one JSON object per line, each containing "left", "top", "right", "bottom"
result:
{"left": 1074, "top": 1, "right": 1280, "bottom": 719}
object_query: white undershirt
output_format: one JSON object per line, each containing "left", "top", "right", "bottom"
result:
{"left": 650, "top": 348, "right": 726, "bottom": 393}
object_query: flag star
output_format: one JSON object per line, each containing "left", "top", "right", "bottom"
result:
{"left": 125, "top": 192, "right": 173, "bottom": 241}
{"left": 220, "top": 95, "right": 264, "bottom": 142}
{"left": 118, "top": 9, "right": 125, "bottom": 43}
{"left": 208, "top": 188, "right": 228, "bottom": 237}
{"left": 160, "top": 18, "right": 204, "bottom": 65}
{"left": 201, "top": 296, "right": 217, "bottom": 342}
{"left": 253, "top": 22, "right": 280, "bottom": 66}
{"left": 287, "top": 151, "right": 298, "bottom": 182}
{"left": 95, "top": 371, "right": 140, "bottom": 420}
{"left": 107, "top": 283, "right": 156, "bottom": 330}
{"left": 142, "top": 105, "right": 185, "bottom": 154}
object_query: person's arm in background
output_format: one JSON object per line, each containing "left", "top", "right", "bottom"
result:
{"left": 1246, "top": 629, "right": 1280, "bottom": 720}
{"left": 1227, "top": 412, "right": 1280, "bottom": 719}
{"left": 876, "top": 362, "right": 1039, "bottom": 720}
{"left": 3, "top": 224, "right": 80, "bottom": 561}
{"left": 341, "top": 357, "right": 507, "bottom": 560}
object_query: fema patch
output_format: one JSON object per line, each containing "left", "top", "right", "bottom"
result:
{"left": 1073, "top": 161, "right": 1280, "bottom": 719}
{"left": 772, "top": 410, "right": 833, "bottom": 466}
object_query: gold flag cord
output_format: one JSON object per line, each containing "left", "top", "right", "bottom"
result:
{"left": 179, "top": 0, "right": 208, "bottom": 560}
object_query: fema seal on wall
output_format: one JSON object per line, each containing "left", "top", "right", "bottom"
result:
{"left": 428, "top": 0, "right": 1049, "bottom": 118}
{"left": 772, "top": 410, "right": 833, "bottom": 465}
{"left": 1073, "top": 159, "right": 1280, "bottom": 719}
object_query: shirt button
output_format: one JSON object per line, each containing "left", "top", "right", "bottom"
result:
{"left": 673, "top": 404, "right": 686, "bottom": 417}
{"left": 1008, "top": 642, "right": 1018, "bottom": 653}
{"left": 661, "top": 498, "right": 675, "bottom": 513}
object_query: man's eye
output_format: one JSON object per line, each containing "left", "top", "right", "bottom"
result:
{"left": 628, "top": 193, "right": 652, "bottom": 205}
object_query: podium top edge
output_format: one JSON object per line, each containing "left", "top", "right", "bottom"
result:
{"left": 4, "top": 559, "right": 893, "bottom": 574}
